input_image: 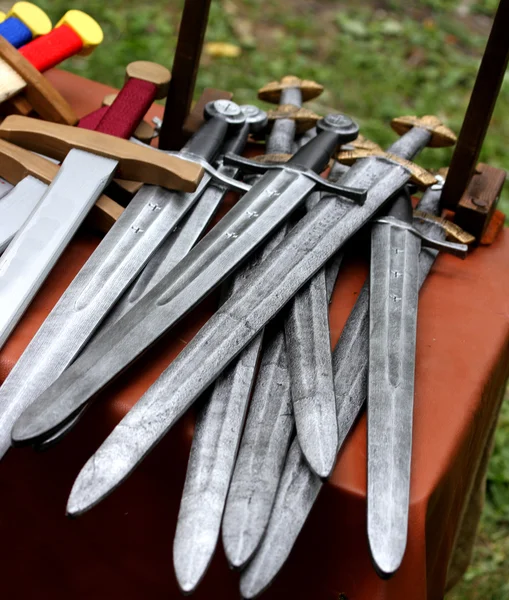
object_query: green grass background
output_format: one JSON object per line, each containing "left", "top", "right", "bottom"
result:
{"left": 32, "top": 0, "right": 509, "bottom": 597}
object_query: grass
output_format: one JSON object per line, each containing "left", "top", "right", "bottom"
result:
{"left": 32, "top": 0, "right": 509, "bottom": 597}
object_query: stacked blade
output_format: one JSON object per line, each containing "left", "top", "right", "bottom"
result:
{"left": 1, "top": 84, "right": 468, "bottom": 600}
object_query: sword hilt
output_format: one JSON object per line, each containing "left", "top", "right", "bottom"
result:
{"left": 223, "top": 114, "right": 367, "bottom": 203}
{"left": 220, "top": 105, "right": 268, "bottom": 156}
{"left": 182, "top": 100, "right": 245, "bottom": 163}
{"left": 259, "top": 75, "right": 324, "bottom": 153}
{"left": 83, "top": 61, "right": 171, "bottom": 140}
{"left": 289, "top": 114, "right": 359, "bottom": 172}
{"left": 18, "top": 10, "right": 103, "bottom": 70}
{"left": 0, "top": 2, "right": 51, "bottom": 48}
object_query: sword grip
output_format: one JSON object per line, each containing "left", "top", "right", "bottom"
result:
{"left": 183, "top": 116, "right": 229, "bottom": 163}
{"left": 387, "top": 190, "right": 413, "bottom": 223}
{"left": 19, "top": 24, "right": 83, "bottom": 72}
{"left": 220, "top": 122, "right": 250, "bottom": 156}
{"left": 288, "top": 130, "right": 338, "bottom": 173}
{"left": 0, "top": 17, "right": 32, "bottom": 48}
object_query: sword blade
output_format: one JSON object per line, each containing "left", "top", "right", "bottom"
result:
{"left": 0, "top": 150, "right": 117, "bottom": 355}
{"left": 55, "top": 158, "right": 410, "bottom": 516}
{"left": 222, "top": 321, "right": 293, "bottom": 569}
{"left": 367, "top": 201, "right": 421, "bottom": 577}
{"left": 0, "top": 176, "right": 46, "bottom": 253}
{"left": 174, "top": 226, "right": 286, "bottom": 589}
{"left": 0, "top": 176, "right": 209, "bottom": 454}
{"left": 239, "top": 218, "right": 445, "bottom": 598}
{"left": 12, "top": 169, "right": 316, "bottom": 446}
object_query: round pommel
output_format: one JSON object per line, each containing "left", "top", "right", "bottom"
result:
{"left": 317, "top": 114, "right": 359, "bottom": 143}
{"left": 204, "top": 99, "right": 246, "bottom": 126}
{"left": 391, "top": 115, "right": 456, "bottom": 148}
{"left": 240, "top": 104, "right": 268, "bottom": 133}
{"left": 125, "top": 61, "right": 171, "bottom": 99}
{"left": 7, "top": 2, "right": 52, "bottom": 36}
{"left": 258, "top": 76, "right": 323, "bottom": 104}
{"left": 267, "top": 105, "right": 320, "bottom": 133}
{"left": 55, "top": 10, "right": 104, "bottom": 57}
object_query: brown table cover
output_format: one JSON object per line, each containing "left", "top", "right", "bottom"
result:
{"left": 0, "top": 70, "right": 508, "bottom": 600}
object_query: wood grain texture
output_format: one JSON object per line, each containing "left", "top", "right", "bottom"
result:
{"left": 0, "top": 115, "right": 203, "bottom": 192}
{"left": 159, "top": 0, "right": 213, "bottom": 149}
{"left": 1, "top": 94, "right": 34, "bottom": 116}
{"left": 0, "top": 138, "right": 123, "bottom": 234}
{"left": 0, "top": 36, "right": 77, "bottom": 125}
{"left": 125, "top": 61, "right": 171, "bottom": 99}
{"left": 454, "top": 163, "right": 506, "bottom": 241}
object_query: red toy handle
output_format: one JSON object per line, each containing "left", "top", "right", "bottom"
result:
{"left": 19, "top": 25, "right": 83, "bottom": 73}
{"left": 94, "top": 78, "right": 158, "bottom": 139}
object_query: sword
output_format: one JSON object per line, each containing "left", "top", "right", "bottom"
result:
{"left": 11, "top": 113, "right": 364, "bottom": 454}
{"left": 221, "top": 165, "right": 346, "bottom": 573}
{"left": 220, "top": 135, "right": 399, "bottom": 568}
{"left": 0, "top": 59, "right": 171, "bottom": 255}
{"left": 367, "top": 182, "right": 469, "bottom": 574}
{"left": 50, "top": 115, "right": 448, "bottom": 517}
{"left": 173, "top": 76, "right": 322, "bottom": 591}
{"left": 0, "top": 10, "right": 103, "bottom": 123}
{"left": 239, "top": 182, "right": 469, "bottom": 599}
{"left": 36, "top": 104, "right": 268, "bottom": 451}
{"left": 0, "top": 100, "right": 244, "bottom": 458}
{"left": 0, "top": 2, "right": 51, "bottom": 48}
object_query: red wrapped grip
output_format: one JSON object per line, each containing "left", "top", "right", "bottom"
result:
{"left": 78, "top": 106, "right": 109, "bottom": 131}
{"left": 94, "top": 77, "right": 158, "bottom": 139}
{"left": 19, "top": 25, "right": 83, "bottom": 73}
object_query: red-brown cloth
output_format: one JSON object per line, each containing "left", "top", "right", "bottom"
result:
{"left": 0, "top": 70, "right": 508, "bottom": 600}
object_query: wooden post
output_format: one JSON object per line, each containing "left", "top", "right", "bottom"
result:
{"left": 441, "top": 0, "right": 509, "bottom": 210}
{"left": 158, "top": 0, "right": 212, "bottom": 150}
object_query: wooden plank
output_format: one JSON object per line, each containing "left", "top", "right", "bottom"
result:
{"left": 441, "top": 0, "right": 509, "bottom": 210}
{"left": 158, "top": 0, "right": 212, "bottom": 149}
{"left": 454, "top": 163, "right": 506, "bottom": 241}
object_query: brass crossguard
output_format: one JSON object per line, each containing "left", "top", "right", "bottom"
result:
{"left": 337, "top": 147, "right": 437, "bottom": 188}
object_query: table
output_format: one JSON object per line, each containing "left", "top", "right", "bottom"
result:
{"left": 0, "top": 70, "right": 508, "bottom": 600}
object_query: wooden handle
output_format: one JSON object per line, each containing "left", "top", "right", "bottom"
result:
{"left": 125, "top": 61, "right": 171, "bottom": 99}
{"left": 0, "top": 115, "right": 203, "bottom": 192}
{"left": 0, "top": 35, "right": 77, "bottom": 124}
{"left": 0, "top": 137, "right": 123, "bottom": 234}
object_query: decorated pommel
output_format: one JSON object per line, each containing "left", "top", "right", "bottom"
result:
{"left": 258, "top": 75, "right": 324, "bottom": 104}
{"left": 124, "top": 61, "right": 171, "bottom": 100}
{"left": 317, "top": 113, "right": 359, "bottom": 141}
{"left": 204, "top": 99, "right": 246, "bottom": 126}
{"left": 240, "top": 104, "right": 268, "bottom": 133}
{"left": 55, "top": 10, "right": 104, "bottom": 57}
{"left": 266, "top": 105, "right": 321, "bottom": 134}
{"left": 391, "top": 115, "right": 457, "bottom": 148}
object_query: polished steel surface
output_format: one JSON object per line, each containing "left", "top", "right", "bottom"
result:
{"left": 0, "top": 176, "right": 47, "bottom": 254}
{"left": 239, "top": 215, "right": 446, "bottom": 599}
{"left": 59, "top": 156, "right": 410, "bottom": 517}
{"left": 0, "top": 150, "right": 117, "bottom": 356}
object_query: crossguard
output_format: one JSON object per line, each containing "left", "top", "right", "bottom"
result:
{"left": 163, "top": 151, "right": 251, "bottom": 193}
{"left": 337, "top": 148, "right": 437, "bottom": 189}
{"left": 374, "top": 216, "right": 468, "bottom": 258}
{"left": 266, "top": 105, "right": 321, "bottom": 133}
{"left": 223, "top": 153, "right": 367, "bottom": 203}
{"left": 413, "top": 211, "right": 475, "bottom": 245}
